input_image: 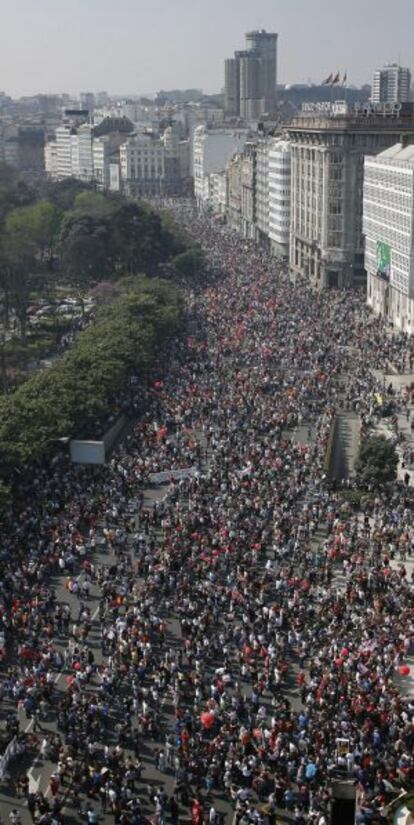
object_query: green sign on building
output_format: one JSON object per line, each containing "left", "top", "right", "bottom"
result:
{"left": 376, "top": 241, "right": 391, "bottom": 281}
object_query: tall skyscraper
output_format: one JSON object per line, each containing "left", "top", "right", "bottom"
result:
{"left": 224, "top": 29, "right": 278, "bottom": 118}
{"left": 245, "top": 30, "right": 278, "bottom": 113}
{"left": 79, "top": 92, "right": 95, "bottom": 114}
{"left": 371, "top": 64, "right": 411, "bottom": 103}
{"left": 239, "top": 50, "right": 263, "bottom": 119}
{"left": 224, "top": 58, "right": 240, "bottom": 116}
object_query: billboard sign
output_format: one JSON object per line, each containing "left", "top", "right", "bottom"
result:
{"left": 376, "top": 241, "right": 391, "bottom": 282}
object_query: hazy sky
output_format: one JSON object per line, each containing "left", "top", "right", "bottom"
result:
{"left": 2, "top": 0, "right": 414, "bottom": 97}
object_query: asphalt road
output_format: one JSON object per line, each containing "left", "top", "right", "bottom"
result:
{"left": 0, "top": 421, "right": 322, "bottom": 825}
{"left": 0, "top": 481, "right": 169, "bottom": 824}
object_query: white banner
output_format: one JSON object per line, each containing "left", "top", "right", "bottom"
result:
{"left": 148, "top": 468, "right": 199, "bottom": 484}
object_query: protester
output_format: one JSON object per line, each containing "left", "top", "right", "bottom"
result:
{"left": 0, "top": 201, "right": 413, "bottom": 825}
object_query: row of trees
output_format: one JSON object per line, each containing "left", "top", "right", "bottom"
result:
{"left": 0, "top": 172, "right": 204, "bottom": 342}
{"left": 0, "top": 277, "right": 183, "bottom": 476}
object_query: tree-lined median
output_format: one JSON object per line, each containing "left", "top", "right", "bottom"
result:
{"left": 0, "top": 277, "right": 183, "bottom": 475}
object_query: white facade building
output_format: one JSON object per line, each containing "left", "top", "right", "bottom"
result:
{"left": 47, "top": 123, "right": 94, "bottom": 181}
{"left": 45, "top": 119, "right": 189, "bottom": 193}
{"left": 71, "top": 124, "right": 94, "bottom": 182}
{"left": 193, "top": 126, "right": 250, "bottom": 207}
{"left": 120, "top": 133, "right": 165, "bottom": 195}
{"left": 55, "top": 125, "right": 74, "bottom": 179}
{"left": 44, "top": 141, "right": 58, "bottom": 178}
{"left": 268, "top": 139, "right": 291, "bottom": 258}
{"left": 371, "top": 64, "right": 411, "bottom": 104}
{"left": 93, "top": 135, "right": 121, "bottom": 190}
{"left": 287, "top": 109, "right": 414, "bottom": 288}
{"left": 363, "top": 143, "right": 414, "bottom": 331}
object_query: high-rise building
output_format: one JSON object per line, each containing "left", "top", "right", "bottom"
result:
{"left": 79, "top": 92, "right": 95, "bottom": 114}
{"left": 224, "top": 29, "right": 278, "bottom": 118}
{"left": 268, "top": 138, "right": 292, "bottom": 259}
{"left": 371, "top": 64, "right": 411, "bottom": 103}
{"left": 245, "top": 30, "right": 278, "bottom": 113}
{"left": 363, "top": 142, "right": 414, "bottom": 332}
{"left": 71, "top": 124, "right": 94, "bottom": 181}
{"left": 224, "top": 58, "right": 240, "bottom": 117}
{"left": 55, "top": 125, "right": 74, "bottom": 179}
{"left": 239, "top": 51, "right": 264, "bottom": 120}
{"left": 95, "top": 91, "right": 109, "bottom": 107}
{"left": 287, "top": 104, "right": 414, "bottom": 288}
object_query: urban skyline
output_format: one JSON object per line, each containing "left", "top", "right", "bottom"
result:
{"left": 1, "top": 0, "right": 413, "bottom": 98}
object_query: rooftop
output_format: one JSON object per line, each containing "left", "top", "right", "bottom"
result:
{"left": 371, "top": 142, "right": 414, "bottom": 164}
{"left": 287, "top": 114, "right": 414, "bottom": 133}
{"left": 246, "top": 29, "right": 277, "bottom": 37}
{"left": 288, "top": 101, "right": 414, "bottom": 132}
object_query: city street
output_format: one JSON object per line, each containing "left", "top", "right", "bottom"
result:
{"left": 0, "top": 207, "right": 413, "bottom": 825}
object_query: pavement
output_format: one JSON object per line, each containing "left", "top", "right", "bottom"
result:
{"left": 0, "top": 412, "right": 316, "bottom": 825}
{"left": 0, "top": 453, "right": 243, "bottom": 824}
{"left": 1, "top": 370, "right": 414, "bottom": 823}
{"left": 0, "top": 480, "right": 165, "bottom": 824}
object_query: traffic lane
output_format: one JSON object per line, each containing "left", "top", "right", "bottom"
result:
{"left": 1, "top": 482, "right": 171, "bottom": 817}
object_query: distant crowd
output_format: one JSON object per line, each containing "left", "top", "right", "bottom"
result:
{"left": 0, "top": 202, "right": 413, "bottom": 825}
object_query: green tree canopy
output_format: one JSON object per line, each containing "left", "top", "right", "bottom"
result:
{"left": 38, "top": 178, "right": 94, "bottom": 211}
{"left": 0, "top": 277, "right": 183, "bottom": 475}
{"left": 110, "top": 202, "right": 173, "bottom": 276}
{"left": 5, "top": 199, "right": 61, "bottom": 261}
{"left": 356, "top": 435, "right": 399, "bottom": 486}
{"left": 172, "top": 246, "right": 206, "bottom": 281}
{"left": 0, "top": 164, "right": 36, "bottom": 226}
{"left": 60, "top": 212, "right": 114, "bottom": 287}
{"left": 73, "top": 191, "right": 119, "bottom": 219}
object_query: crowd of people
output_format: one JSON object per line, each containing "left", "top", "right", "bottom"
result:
{"left": 0, "top": 202, "right": 413, "bottom": 825}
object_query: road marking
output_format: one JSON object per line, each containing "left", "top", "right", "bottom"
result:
{"left": 28, "top": 765, "right": 40, "bottom": 793}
